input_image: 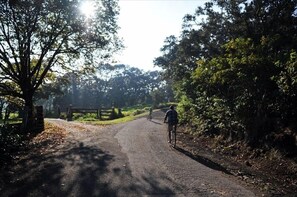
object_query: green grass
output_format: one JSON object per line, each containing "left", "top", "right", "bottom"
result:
{"left": 77, "top": 105, "right": 152, "bottom": 125}
{"left": 75, "top": 103, "right": 176, "bottom": 125}
{"left": 0, "top": 119, "right": 22, "bottom": 125}
{"left": 79, "top": 112, "right": 149, "bottom": 125}
{"left": 85, "top": 115, "right": 135, "bottom": 125}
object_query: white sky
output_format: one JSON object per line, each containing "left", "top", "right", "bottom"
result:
{"left": 115, "top": 0, "right": 208, "bottom": 71}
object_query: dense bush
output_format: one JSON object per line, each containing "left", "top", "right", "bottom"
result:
{"left": 0, "top": 124, "right": 24, "bottom": 162}
{"left": 155, "top": 0, "right": 297, "bottom": 154}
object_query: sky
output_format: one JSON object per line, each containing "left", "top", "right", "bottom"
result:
{"left": 115, "top": 0, "right": 208, "bottom": 71}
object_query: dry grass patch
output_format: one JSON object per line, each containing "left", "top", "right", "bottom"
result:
{"left": 30, "top": 122, "right": 68, "bottom": 152}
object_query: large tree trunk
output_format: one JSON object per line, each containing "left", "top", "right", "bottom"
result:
{"left": 22, "top": 93, "right": 34, "bottom": 133}
{"left": 0, "top": 100, "right": 4, "bottom": 120}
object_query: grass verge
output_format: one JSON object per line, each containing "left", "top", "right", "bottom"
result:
{"left": 78, "top": 111, "right": 149, "bottom": 125}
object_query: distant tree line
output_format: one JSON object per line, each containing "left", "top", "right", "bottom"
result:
{"left": 37, "top": 64, "right": 173, "bottom": 115}
{"left": 155, "top": 0, "right": 297, "bottom": 152}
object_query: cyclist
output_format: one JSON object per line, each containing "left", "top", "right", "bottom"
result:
{"left": 148, "top": 107, "right": 153, "bottom": 120}
{"left": 164, "top": 105, "right": 178, "bottom": 143}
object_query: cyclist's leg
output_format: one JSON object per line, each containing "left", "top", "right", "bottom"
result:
{"left": 168, "top": 123, "right": 173, "bottom": 143}
{"left": 173, "top": 124, "right": 177, "bottom": 145}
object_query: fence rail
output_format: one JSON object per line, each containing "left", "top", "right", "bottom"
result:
{"left": 66, "top": 106, "right": 120, "bottom": 121}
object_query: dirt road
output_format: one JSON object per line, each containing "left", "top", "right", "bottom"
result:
{"left": 1, "top": 111, "right": 257, "bottom": 196}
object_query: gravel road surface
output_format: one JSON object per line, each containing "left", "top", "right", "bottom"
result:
{"left": 1, "top": 111, "right": 257, "bottom": 197}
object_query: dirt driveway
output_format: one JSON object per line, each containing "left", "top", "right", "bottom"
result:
{"left": 1, "top": 111, "right": 258, "bottom": 196}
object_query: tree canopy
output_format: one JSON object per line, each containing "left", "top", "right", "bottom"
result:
{"left": 48, "top": 64, "right": 169, "bottom": 113}
{"left": 0, "top": 0, "right": 121, "bottom": 131}
{"left": 155, "top": 0, "right": 297, "bottom": 147}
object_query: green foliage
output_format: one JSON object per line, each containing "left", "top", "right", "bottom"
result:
{"left": 190, "top": 37, "right": 295, "bottom": 140}
{"left": 120, "top": 105, "right": 148, "bottom": 116}
{"left": 155, "top": 102, "right": 178, "bottom": 110}
{"left": 78, "top": 105, "right": 157, "bottom": 125}
{"left": 272, "top": 50, "right": 297, "bottom": 122}
{"left": 59, "top": 112, "right": 67, "bottom": 120}
{"left": 155, "top": 0, "right": 297, "bottom": 149}
{"left": 0, "top": 124, "right": 24, "bottom": 161}
{"left": 73, "top": 113, "right": 97, "bottom": 121}
{"left": 8, "top": 113, "right": 19, "bottom": 120}
{"left": 50, "top": 65, "right": 168, "bottom": 112}
{"left": 132, "top": 109, "right": 146, "bottom": 116}
{"left": 89, "top": 115, "right": 135, "bottom": 125}
{"left": 274, "top": 51, "right": 297, "bottom": 96}
{"left": 0, "top": 0, "right": 122, "bottom": 132}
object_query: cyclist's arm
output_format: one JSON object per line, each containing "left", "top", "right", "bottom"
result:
{"left": 164, "top": 112, "right": 168, "bottom": 123}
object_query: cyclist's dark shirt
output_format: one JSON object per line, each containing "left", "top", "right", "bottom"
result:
{"left": 165, "top": 109, "right": 178, "bottom": 124}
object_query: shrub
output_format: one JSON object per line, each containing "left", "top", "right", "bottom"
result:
{"left": 72, "top": 113, "right": 84, "bottom": 120}
{"left": 132, "top": 109, "right": 146, "bottom": 116}
{"left": 0, "top": 124, "right": 24, "bottom": 162}
{"left": 75, "top": 113, "right": 98, "bottom": 121}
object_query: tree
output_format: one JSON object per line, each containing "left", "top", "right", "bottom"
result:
{"left": 108, "top": 66, "right": 153, "bottom": 107}
{"left": 155, "top": 0, "right": 297, "bottom": 143}
{"left": 47, "top": 64, "right": 167, "bottom": 111}
{"left": 0, "top": 0, "right": 121, "bottom": 132}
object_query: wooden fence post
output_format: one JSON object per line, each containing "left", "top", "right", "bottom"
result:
{"left": 110, "top": 107, "right": 116, "bottom": 119}
{"left": 96, "top": 109, "right": 99, "bottom": 119}
{"left": 67, "top": 105, "right": 72, "bottom": 121}
{"left": 118, "top": 108, "right": 123, "bottom": 117}
{"left": 34, "top": 106, "right": 44, "bottom": 132}
{"left": 99, "top": 108, "right": 102, "bottom": 120}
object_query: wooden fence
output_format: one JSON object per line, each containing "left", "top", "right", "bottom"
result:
{"left": 33, "top": 106, "right": 44, "bottom": 132}
{"left": 0, "top": 106, "right": 45, "bottom": 133}
{"left": 66, "top": 106, "right": 120, "bottom": 121}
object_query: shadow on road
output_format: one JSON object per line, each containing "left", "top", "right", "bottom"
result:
{"left": 150, "top": 120, "right": 162, "bottom": 125}
{"left": 1, "top": 141, "right": 117, "bottom": 197}
{"left": 1, "top": 140, "right": 178, "bottom": 196}
{"left": 174, "top": 146, "right": 232, "bottom": 175}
